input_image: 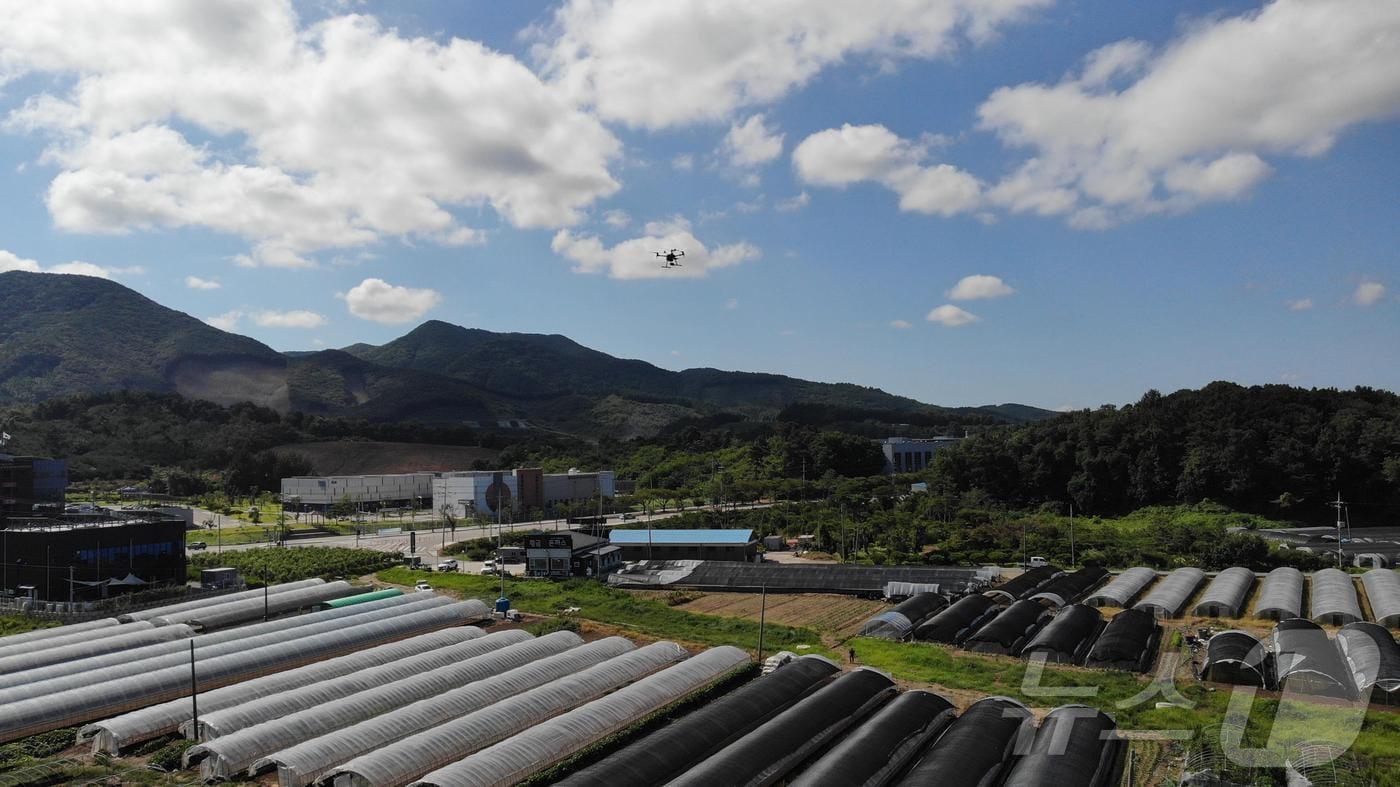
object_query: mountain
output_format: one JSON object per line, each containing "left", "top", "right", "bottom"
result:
{"left": 0, "top": 271, "right": 1053, "bottom": 435}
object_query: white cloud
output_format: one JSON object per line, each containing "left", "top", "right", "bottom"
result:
{"left": 890, "top": 319, "right": 912, "bottom": 329}
{"left": 1354, "top": 281, "right": 1386, "bottom": 306}
{"left": 977, "top": 0, "right": 1400, "bottom": 226}
{"left": 534, "top": 0, "right": 1050, "bottom": 129}
{"left": 1, "top": 3, "right": 621, "bottom": 266}
{"left": 205, "top": 310, "right": 243, "bottom": 331}
{"left": 0, "top": 249, "right": 136, "bottom": 279}
{"left": 779, "top": 328, "right": 797, "bottom": 336}
{"left": 552, "top": 219, "right": 760, "bottom": 280}
{"left": 185, "top": 275, "right": 221, "bottom": 290}
{"left": 775, "top": 192, "right": 810, "bottom": 212}
{"left": 252, "top": 309, "right": 327, "bottom": 328}
{"left": 926, "top": 303, "right": 979, "bottom": 326}
{"left": 603, "top": 209, "right": 631, "bottom": 229}
{"left": 671, "top": 154, "right": 695, "bottom": 172}
{"left": 1286, "top": 298, "right": 1313, "bottom": 311}
{"left": 947, "top": 274, "right": 1014, "bottom": 300}
{"left": 722, "top": 114, "right": 784, "bottom": 168}
{"left": 343, "top": 278, "right": 442, "bottom": 324}
{"left": 723, "top": 297, "right": 739, "bottom": 310}
{"left": 793, "top": 124, "right": 982, "bottom": 216}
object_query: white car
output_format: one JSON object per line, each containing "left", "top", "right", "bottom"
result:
{"left": 437, "top": 559, "right": 458, "bottom": 572}
{"left": 480, "top": 561, "right": 499, "bottom": 575}
{"left": 414, "top": 580, "right": 433, "bottom": 592}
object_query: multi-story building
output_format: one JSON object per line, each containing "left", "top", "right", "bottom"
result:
{"left": 879, "top": 436, "right": 961, "bottom": 474}
{"left": 524, "top": 530, "right": 621, "bottom": 578}
{"left": 0, "top": 454, "right": 68, "bottom": 516}
{"left": 279, "top": 473, "right": 435, "bottom": 511}
{"left": 1, "top": 511, "right": 186, "bottom": 600}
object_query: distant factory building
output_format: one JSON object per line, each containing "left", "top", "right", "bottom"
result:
{"left": 608, "top": 529, "right": 760, "bottom": 563}
{"left": 0, "top": 454, "right": 68, "bottom": 516}
{"left": 879, "top": 437, "right": 961, "bottom": 474}
{"left": 280, "top": 473, "right": 434, "bottom": 511}
{"left": 1, "top": 511, "right": 187, "bottom": 601}
{"left": 524, "top": 531, "right": 622, "bottom": 578}
{"left": 436, "top": 468, "right": 615, "bottom": 518}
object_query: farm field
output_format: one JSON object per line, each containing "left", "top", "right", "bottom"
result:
{"left": 675, "top": 592, "right": 887, "bottom": 641}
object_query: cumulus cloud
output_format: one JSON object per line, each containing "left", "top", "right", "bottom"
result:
{"left": 671, "top": 154, "right": 695, "bottom": 172}
{"left": 603, "top": 209, "right": 631, "bottom": 229}
{"left": 1286, "top": 298, "right": 1313, "bottom": 311}
{"left": 723, "top": 297, "right": 739, "bottom": 310}
{"left": 977, "top": 0, "right": 1400, "bottom": 226}
{"left": 890, "top": 319, "right": 913, "bottom": 329}
{"left": 185, "top": 275, "right": 221, "bottom": 290}
{"left": 722, "top": 114, "right": 784, "bottom": 169}
{"left": 775, "top": 191, "right": 810, "bottom": 212}
{"left": 205, "top": 310, "right": 243, "bottom": 331}
{"left": 1354, "top": 281, "right": 1387, "bottom": 306}
{"left": 926, "top": 303, "right": 979, "bottom": 326}
{"left": 252, "top": 309, "right": 327, "bottom": 328}
{"left": 534, "top": 0, "right": 1049, "bottom": 129}
{"left": 552, "top": 216, "right": 760, "bottom": 279}
{"left": 793, "top": 124, "right": 982, "bottom": 216}
{"left": 0, "top": 249, "right": 137, "bottom": 279}
{"left": 947, "top": 274, "right": 1014, "bottom": 300}
{"left": 1, "top": 2, "right": 621, "bottom": 267}
{"left": 342, "top": 278, "right": 442, "bottom": 324}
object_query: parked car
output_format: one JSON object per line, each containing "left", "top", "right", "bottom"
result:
{"left": 1027, "top": 556, "right": 1048, "bottom": 568}
{"left": 188, "top": 541, "right": 207, "bottom": 551}
{"left": 620, "top": 513, "right": 635, "bottom": 521}
{"left": 480, "top": 561, "right": 499, "bottom": 576}
{"left": 414, "top": 580, "right": 432, "bottom": 592}
{"left": 437, "top": 559, "right": 458, "bottom": 572}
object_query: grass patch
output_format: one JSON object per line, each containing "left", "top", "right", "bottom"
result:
{"left": 0, "top": 615, "right": 56, "bottom": 638}
{"left": 193, "top": 546, "right": 401, "bottom": 583}
{"left": 378, "top": 568, "right": 830, "bottom": 657}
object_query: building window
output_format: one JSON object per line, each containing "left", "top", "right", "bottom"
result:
{"left": 529, "top": 558, "right": 548, "bottom": 573}
{"left": 550, "top": 558, "right": 567, "bottom": 572}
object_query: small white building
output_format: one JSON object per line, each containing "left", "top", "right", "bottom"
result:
{"left": 880, "top": 436, "right": 961, "bottom": 474}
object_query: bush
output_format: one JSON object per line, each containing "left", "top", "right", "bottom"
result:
{"left": 146, "top": 739, "right": 194, "bottom": 772}
{"left": 190, "top": 547, "right": 400, "bottom": 583}
{"left": 526, "top": 617, "right": 580, "bottom": 636}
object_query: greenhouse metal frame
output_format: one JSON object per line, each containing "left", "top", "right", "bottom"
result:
{"left": 1309, "top": 569, "right": 1363, "bottom": 626}
{"left": 1255, "top": 567, "right": 1305, "bottom": 621}
{"left": 1203, "top": 630, "right": 1269, "bottom": 687}
{"left": 857, "top": 593, "right": 948, "bottom": 641}
{"left": 788, "top": 689, "right": 955, "bottom": 787}
{"left": 553, "top": 655, "right": 840, "bottom": 787}
{"left": 1001, "top": 705, "right": 1121, "bottom": 787}
{"left": 912, "top": 594, "right": 1002, "bottom": 644}
{"left": 1021, "top": 604, "right": 1104, "bottom": 665}
{"left": 1084, "top": 567, "right": 1157, "bottom": 609}
{"left": 895, "top": 695, "right": 1032, "bottom": 787}
{"left": 326, "top": 641, "right": 689, "bottom": 787}
{"left": 411, "top": 646, "right": 750, "bottom": 787}
{"left": 1192, "top": 567, "right": 1256, "bottom": 618}
{"left": 986, "top": 565, "right": 1063, "bottom": 603}
{"left": 1361, "top": 569, "right": 1400, "bottom": 627}
{"left": 963, "top": 599, "right": 1052, "bottom": 656}
{"left": 666, "top": 667, "right": 897, "bottom": 787}
{"left": 258, "top": 637, "right": 637, "bottom": 787}
{"left": 1083, "top": 608, "right": 1160, "bottom": 673}
{"left": 1134, "top": 567, "right": 1206, "bottom": 619}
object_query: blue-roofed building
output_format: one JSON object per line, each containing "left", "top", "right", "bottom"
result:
{"left": 608, "top": 529, "right": 759, "bottom": 563}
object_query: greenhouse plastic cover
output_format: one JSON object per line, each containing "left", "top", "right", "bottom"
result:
{"left": 789, "top": 689, "right": 955, "bottom": 787}
{"left": 189, "top": 629, "right": 560, "bottom": 779}
{"left": 266, "top": 636, "right": 637, "bottom": 787}
{"left": 913, "top": 594, "right": 1002, "bottom": 644}
{"left": 1204, "top": 630, "right": 1268, "bottom": 686}
{"left": 328, "top": 640, "right": 687, "bottom": 787}
{"left": 986, "top": 565, "right": 1063, "bottom": 602}
{"left": 121, "top": 578, "right": 325, "bottom": 623}
{"left": 1133, "top": 567, "right": 1206, "bottom": 619}
{"left": 411, "top": 646, "right": 749, "bottom": 787}
{"left": 1337, "top": 622, "right": 1400, "bottom": 693}
{"left": 165, "top": 581, "right": 360, "bottom": 629}
{"left": 0, "top": 621, "right": 192, "bottom": 678}
{"left": 1255, "top": 567, "right": 1305, "bottom": 619}
{"left": 964, "top": 599, "right": 1052, "bottom": 655}
{"left": 1026, "top": 567, "right": 1109, "bottom": 608}
{"left": 80, "top": 626, "right": 485, "bottom": 754}
{"left": 611, "top": 561, "right": 994, "bottom": 595}
{"left": 317, "top": 588, "right": 403, "bottom": 608}
{"left": 0, "top": 592, "right": 450, "bottom": 698}
{"left": 884, "top": 581, "right": 941, "bottom": 599}
{"left": 1084, "top": 567, "right": 1157, "bottom": 608}
{"left": 1193, "top": 567, "right": 1256, "bottom": 617}
{"left": 1021, "top": 603, "right": 1103, "bottom": 664}
{"left": 858, "top": 593, "right": 948, "bottom": 640}
{"left": 1272, "top": 618, "right": 1354, "bottom": 697}
{"left": 896, "top": 695, "right": 1032, "bottom": 787}
{"left": 1084, "top": 608, "right": 1159, "bottom": 672}
{"left": 0, "top": 598, "right": 486, "bottom": 742}
{"left": 0, "top": 617, "right": 137, "bottom": 660}
{"left": 1310, "top": 569, "right": 1364, "bottom": 624}
{"left": 667, "top": 667, "right": 897, "bottom": 787}
{"left": 1001, "top": 705, "right": 1120, "bottom": 787}
{"left": 554, "top": 655, "right": 840, "bottom": 787}
{"left": 1361, "top": 569, "right": 1400, "bottom": 626}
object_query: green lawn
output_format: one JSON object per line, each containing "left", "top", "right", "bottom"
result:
{"left": 377, "top": 568, "right": 830, "bottom": 657}
{"left": 0, "top": 616, "right": 55, "bottom": 638}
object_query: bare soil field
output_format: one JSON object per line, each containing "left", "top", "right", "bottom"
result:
{"left": 676, "top": 592, "right": 888, "bottom": 641}
{"left": 273, "top": 441, "right": 499, "bottom": 475}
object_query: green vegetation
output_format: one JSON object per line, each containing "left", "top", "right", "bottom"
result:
{"left": 0, "top": 726, "right": 78, "bottom": 772}
{"left": 378, "top": 568, "right": 828, "bottom": 656}
{"left": 192, "top": 546, "right": 400, "bottom": 583}
{"left": 145, "top": 739, "right": 194, "bottom": 772}
{"left": 0, "top": 615, "right": 55, "bottom": 638}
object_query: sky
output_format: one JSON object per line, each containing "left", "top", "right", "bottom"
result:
{"left": 0, "top": 0, "right": 1397, "bottom": 410}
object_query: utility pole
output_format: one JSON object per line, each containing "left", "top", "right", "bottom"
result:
{"left": 1069, "top": 502, "right": 1076, "bottom": 567}
{"left": 189, "top": 640, "right": 199, "bottom": 735}
{"left": 757, "top": 585, "right": 768, "bottom": 663}
{"left": 1330, "top": 493, "right": 1347, "bottom": 568}
{"left": 1021, "top": 519, "right": 1027, "bottom": 570}
{"left": 263, "top": 570, "right": 269, "bottom": 622}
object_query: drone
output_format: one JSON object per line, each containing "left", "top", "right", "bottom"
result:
{"left": 655, "top": 249, "right": 685, "bottom": 267}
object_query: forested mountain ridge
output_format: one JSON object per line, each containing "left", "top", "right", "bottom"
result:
{"left": 933, "top": 382, "right": 1400, "bottom": 517}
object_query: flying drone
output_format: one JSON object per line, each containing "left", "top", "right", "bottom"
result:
{"left": 655, "top": 249, "right": 685, "bottom": 268}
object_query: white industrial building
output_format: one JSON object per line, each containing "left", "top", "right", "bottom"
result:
{"left": 543, "top": 471, "right": 614, "bottom": 508}
{"left": 280, "top": 473, "right": 435, "bottom": 510}
{"left": 433, "top": 472, "right": 520, "bottom": 518}
{"left": 880, "top": 436, "right": 961, "bottom": 474}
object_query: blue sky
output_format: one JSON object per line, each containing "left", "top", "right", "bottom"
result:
{"left": 0, "top": 0, "right": 1396, "bottom": 410}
